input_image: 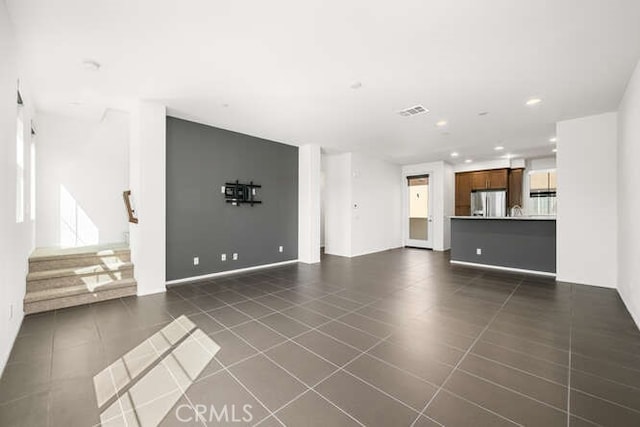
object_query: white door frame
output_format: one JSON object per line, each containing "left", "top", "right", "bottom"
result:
{"left": 402, "top": 172, "right": 433, "bottom": 249}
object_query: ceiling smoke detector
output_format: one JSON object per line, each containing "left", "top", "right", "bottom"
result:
{"left": 397, "top": 105, "right": 429, "bottom": 117}
{"left": 82, "top": 59, "right": 101, "bottom": 71}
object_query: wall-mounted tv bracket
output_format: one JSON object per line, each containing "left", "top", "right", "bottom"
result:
{"left": 223, "top": 180, "right": 262, "bottom": 206}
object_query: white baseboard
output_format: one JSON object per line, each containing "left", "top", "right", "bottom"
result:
{"left": 450, "top": 260, "right": 556, "bottom": 277}
{"left": 350, "top": 245, "right": 403, "bottom": 258}
{"left": 0, "top": 311, "right": 23, "bottom": 379}
{"left": 619, "top": 287, "right": 640, "bottom": 330}
{"left": 137, "top": 288, "right": 167, "bottom": 297}
{"left": 165, "top": 259, "right": 299, "bottom": 286}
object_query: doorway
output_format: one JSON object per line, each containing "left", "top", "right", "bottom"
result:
{"left": 406, "top": 175, "right": 432, "bottom": 249}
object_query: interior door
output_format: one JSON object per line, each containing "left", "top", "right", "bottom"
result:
{"left": 406, "top": 175, "right": 432, "bottom": 249}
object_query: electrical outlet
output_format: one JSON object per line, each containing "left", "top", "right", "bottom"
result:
{"left": 193, "top": 257, "right": 199, "bottom": 266}
{"left": 278, "top": 246, "right": 283, "bottom": 253}
{"left": 233, "top": 253, "right": 238, "bottom": 261}
{"left": 476, "top": 248, "right": 482, "bottom": 255}
{"left": 221, "top": 186, "right": 226, "bottom": 194}
{"left": 221, "top": 254, "right": 227, "bottom": 261}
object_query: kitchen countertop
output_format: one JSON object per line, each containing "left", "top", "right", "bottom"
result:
{"left": 450, "top": 216, "right": 556, "bottom": 221}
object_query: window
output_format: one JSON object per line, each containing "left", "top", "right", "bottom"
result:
{"left": 16, "top": 92, "right": 24, "bottom": 223}
{"left": 528, "top": 170, "right": 557, "bottom": 216}
{"left": 30, "top": 130, "right": 36, "bottom": 221}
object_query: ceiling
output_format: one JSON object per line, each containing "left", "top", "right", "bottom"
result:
{"left": 7, "top": 0, "right": 640, "bottom": 164}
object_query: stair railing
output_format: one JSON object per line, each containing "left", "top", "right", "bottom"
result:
{"left": 122, "top": 190, "right": 139, "bottom": 224}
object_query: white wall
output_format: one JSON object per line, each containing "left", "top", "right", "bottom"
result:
{"left": 618, "top": 60, "right": 640, "bottom": 326}
{"left": 323, "top": 153, "right": 352, "bottom": 257}
{"left": 320, "top": 155, "right": 326, "bottom": 247}
{"left": 0, "top": 2, "right": 36, "bottom": 375}
{"left": 323, "top": 152, "right": 402, "bottom": 257}
{"left": 350, "top": 153, "right": 402, "bottom": 257}
{"left": 129, "top": 102, "right": 166, "bottom": 296}
{"left": 36, "top": 111, "right": 130, "bottom": 247}
{"left": 526, "top": 157, "right": 556, "bottom": 171}
{"left": 443, "top": 163, "right": 454, "bottom": 249}
{"left": 298, "top": 145, "right": 321, "bottom": 263}
{"left": 453, "top": 159, "right": 511, "bottom": 173}
{"left": 402, "top": 161, "right": 453, "bottom": 251}
{"left": 556, "top": 112, "right": 618, "bottom": 288}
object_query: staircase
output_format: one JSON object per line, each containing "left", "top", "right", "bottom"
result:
{"left": 24, "top": 243, "right": 138, "bottom": 314}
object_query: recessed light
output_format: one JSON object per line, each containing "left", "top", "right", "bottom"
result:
{"left": 478, "top": 111, "right": 489, "bottom": 116}
{"left": 436, "top": 120, "right": 448, "bottom": 127}
{"left": 525, "top": 98, "right": 542, "bottom": 106}
{"left": 82, "top": 59, "right": 101, "bottom": 71}
{"left": 494, "top": 146, "right": 504, "bottom": 151}
{"left": 464, "top": 159, "right": 473, "bottom": 163}
{"left": 222, "top": 103, "right": 229, "bottom": 108}
{"left": 549, "top": 137, "right": 557, "bottom": 143}
{"left": 552, "top": 148, "right": 557, "bottom": 153}
{"left": 450, "top": 152, "right": 459, "bottom": 158}
{"left": 350, "top": 81, "right": 363, "bottom": 90}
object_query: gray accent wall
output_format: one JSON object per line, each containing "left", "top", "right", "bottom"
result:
{"left": 166, "top": 117, "right": 298, "bottom": 281}
{"left": 451, "top": 219, "right": 556, "bottom": 273}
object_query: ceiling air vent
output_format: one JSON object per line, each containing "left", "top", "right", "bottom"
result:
{"left": 398, "top": 105, "right": 429, "bottom": 117}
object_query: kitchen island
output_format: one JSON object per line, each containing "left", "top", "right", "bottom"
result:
{"left": 450, "top": 216, "right": 556, "bottom": 276}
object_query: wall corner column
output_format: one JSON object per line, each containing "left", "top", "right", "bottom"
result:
{"left": 129, "top": 102, "right": 166, "bottom": 295}
{"left": 298, "top": 144, "right": 321, "bottom": 264}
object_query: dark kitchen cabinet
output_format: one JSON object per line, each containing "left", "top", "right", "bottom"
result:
{"left": 455, "top": 173, "right": 472, "bottom": 216}
{"left": 508, "top": 168, "right": 524, "bottom": 208}
{"left": 488, "top": 169, "right": 508, "bottom": 189}
{"left": 456, "top": 168, "right": 514, "bottom": 216}
{"left": 470, "top": 169, "right": 508, "bottom": 190}
{"left": 471, "top": 171, "right": 489, "bottom": 190}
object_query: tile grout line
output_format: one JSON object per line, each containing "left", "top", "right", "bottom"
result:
{"left": 103, "top": 286, "right": 640, "bottom": 425}
{"left": 186, "top": 263, "right": 486, "bottom": 425}
{"left": 282, "top": 275, "right": 493, "bottom": 426}
{"left": 19, "top": 260, "right": 632, "bottom": 427}
{"left": 454, "top": 366, "right": 568, "bottom": 413}
{"left": 464, "top": 351, "right": 568, "bottom": 387}
{"left": 567, "top": 283, "right": 574, "bottom": 427}
{"left": 26, "top": 263, "right": 629, "bottom": 427}
{"left": 176, "top": 278, "right": 452, "bottom": 426}
{"left": 167, "top": 315, "right": 286, "bottom": 426}
{"left": 409, "top": 277, "right": 525, "bottom": 427}
{"left": 95, "top": 321, "right": 208, "bottom": 427}
{"left": 168, "top": 284, "right": 387, "bottom": 425}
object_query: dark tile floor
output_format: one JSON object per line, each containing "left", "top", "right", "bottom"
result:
{"left": 2, "top": 249, "right": 640, "bottom": 426}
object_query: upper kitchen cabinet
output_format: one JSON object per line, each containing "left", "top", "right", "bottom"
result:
{"left": 456, "top": 168, "right": 522, "bottom": 216}
{"left": 470, "top": 169, "right": 508, "bottom": 190}
{"left": 530, "top": 171, "right": 550, "bottom": 190}
{"left": 549, "top": 171, "right": 557, "bottom": 190}
{"left": 455, "top": 173, "right": 472, "bottom": 216}
{"left": 508, "top": 168, "right": 524, "bottom": 208}
{"left": 488, "top": 169, "right": 508, "bottom": 189}
{"left": 471, "top": 171, "right": 489, "bottom": 190}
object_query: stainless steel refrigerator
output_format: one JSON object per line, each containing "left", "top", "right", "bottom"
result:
{"left": 471, "top": 190, "right": 507, "bottom": 217}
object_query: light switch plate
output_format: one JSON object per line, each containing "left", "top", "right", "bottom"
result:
{"left": 221, "top": 254, "right": 226, "bottom": 261}
{"left": 476, "top": 248, "right": 482, "bottom": 255}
